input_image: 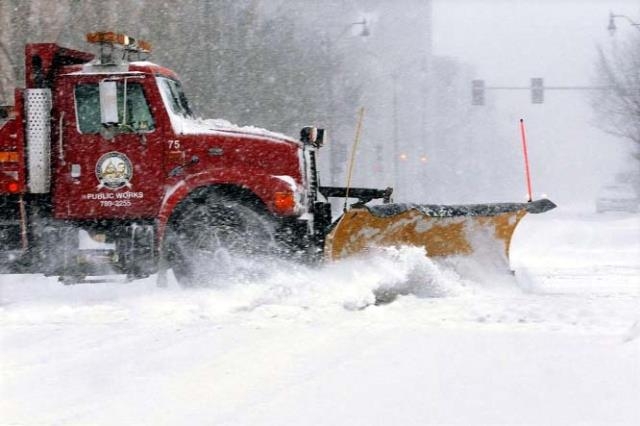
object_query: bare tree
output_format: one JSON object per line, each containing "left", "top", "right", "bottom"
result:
{"left": 0, "top": 0, "right": 361, "bottom": 138}
{"left": 592, "top": 35, "right": 640, "bottom": 161}
{"left": 0, "top": 40, "right": 14, "bottom": 103}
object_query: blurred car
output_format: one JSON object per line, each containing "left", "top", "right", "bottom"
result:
{"left": 596, "top": 183, "right": 640, "bottom": 213}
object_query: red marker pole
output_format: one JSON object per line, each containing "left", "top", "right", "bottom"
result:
{"left": 519, "top": 118, "right": 533, "bottom": 202}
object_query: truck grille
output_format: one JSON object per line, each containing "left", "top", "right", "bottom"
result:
{"left": 308, "top": 150, "right": 319, "bottom": 203}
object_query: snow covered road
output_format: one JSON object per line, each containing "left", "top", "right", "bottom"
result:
{"left": 1, "top": 210, "right": 639, "bottom": 425}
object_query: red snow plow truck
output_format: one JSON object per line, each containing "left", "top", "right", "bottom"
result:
{"left": 0, "top": 32, "right": 555, "bottom": 285}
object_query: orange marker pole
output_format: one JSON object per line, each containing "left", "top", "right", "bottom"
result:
{"left": 519, "top": 119, "right": 533, "bottom": 202}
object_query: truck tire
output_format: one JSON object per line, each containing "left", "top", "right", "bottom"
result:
{"left": 166, "top": 195, "right": 278, "bottom": 287}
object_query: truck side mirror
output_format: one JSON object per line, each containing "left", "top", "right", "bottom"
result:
{"left": 300, "top": 126, "right": 325, "bottom": 147}
{"left": 316, "top": 128, "right": 325, "bottom": 147}
{"left": 99, "top": 81, "right": 118, "bottom": 125}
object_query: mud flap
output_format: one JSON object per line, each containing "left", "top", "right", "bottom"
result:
{"left": 324, "top": 198, "right": 556, "bottom": 266}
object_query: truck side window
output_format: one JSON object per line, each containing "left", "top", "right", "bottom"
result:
{"left": 74, "top": 82, "right": 155, "bottom": 134}
{"left": 158, "top": 77, "right": 193, "bottom": 118}
{"left": 75, "top": 84, "right": 101, "bottom": 134}
{"left": 125, "top": 83, "right": 155, "bottom": 131}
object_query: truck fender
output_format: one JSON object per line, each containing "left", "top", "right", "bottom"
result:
{"left": 155, "top": 171, "right": 297, "bottom": 244}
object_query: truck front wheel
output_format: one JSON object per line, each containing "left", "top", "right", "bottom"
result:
{"left": 166, "top": 195, "right": 278, "bottom": 287}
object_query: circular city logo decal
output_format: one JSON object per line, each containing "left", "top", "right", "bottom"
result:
{"left": 95, "top": 152, "right": 133, "bottom": 190}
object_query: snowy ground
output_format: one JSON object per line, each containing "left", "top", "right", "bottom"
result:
{"left": 1, "top": 208, "right": 639, "bottom": 425}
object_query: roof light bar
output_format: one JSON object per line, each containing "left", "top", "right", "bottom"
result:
{"left": 86, "top": 32, "right": 152, "bottom": 53}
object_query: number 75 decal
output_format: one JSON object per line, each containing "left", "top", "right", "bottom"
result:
{"left": 168, "top": 139, "right": 181, "bottom": 150}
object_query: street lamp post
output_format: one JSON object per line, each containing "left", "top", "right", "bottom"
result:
{"left": 391, "top": 72, "right": 399, "bottom": 191}
{"left": 608, "top": 11, "right": 640, "bottom": 35}
{"left": 325, "top": 19, "right": 370, "bottom": 186}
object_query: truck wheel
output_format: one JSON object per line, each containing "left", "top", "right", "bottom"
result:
{"left": 167, "top": 196, "right": 277, "bottom": 287}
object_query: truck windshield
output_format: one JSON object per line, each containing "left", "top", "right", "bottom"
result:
{"left": 157, "top": 77, "right": 193, "bottom": 118}
{"left": 75, "top": 82, "right": 155, "bottom": 133}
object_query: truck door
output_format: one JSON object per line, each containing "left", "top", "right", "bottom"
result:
{"left": 53, "top": 75, "right": 165, "bottom": 219}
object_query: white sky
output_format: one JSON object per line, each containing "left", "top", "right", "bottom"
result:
{"left": 431, "top": 0, "right": 640, "bottom": 207}
{"left": 433, "top": 0, "right": 639, "bottom": 85}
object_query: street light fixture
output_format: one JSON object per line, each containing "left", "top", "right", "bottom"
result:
{"left": 608, "top": 11, "right": 640, "bottom": 36}
{"left": 335, "top": 19, "right": 371, "bottom": 41}
{"left": 324, "top": 19, "right": 370, "bottom": 50}
{"left": 357, "top": 19, "right": 371, "bottom": 37}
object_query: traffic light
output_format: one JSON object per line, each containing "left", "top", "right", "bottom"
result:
{"left": 531, "top": 78, "right": 544, "bottom": 104}
{"left": 471, "top": 79, "right": 485, "bottom": 105}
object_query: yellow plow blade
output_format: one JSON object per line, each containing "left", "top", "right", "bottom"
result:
{"left": 324, "top": 199, "right": 556, "bottom": 265}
